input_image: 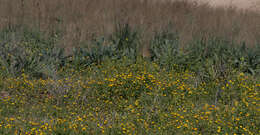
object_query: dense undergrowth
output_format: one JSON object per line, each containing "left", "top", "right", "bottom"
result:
{"left": 0, "top": 26, "right": 259, "bottom": 134}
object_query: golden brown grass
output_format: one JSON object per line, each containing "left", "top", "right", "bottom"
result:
{"left": 1, "top": 0, "right": 260, "bottom": 53}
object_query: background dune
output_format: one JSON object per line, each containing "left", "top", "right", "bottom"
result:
{"left": 188, "top": 0, "right": 260, "bottom": 12}
{"left": 151, "top": 0, "right": 260, "bottom": 11}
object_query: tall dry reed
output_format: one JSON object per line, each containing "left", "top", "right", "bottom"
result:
{"left": 0, "top": 0, "right": 259, "bottom": 54}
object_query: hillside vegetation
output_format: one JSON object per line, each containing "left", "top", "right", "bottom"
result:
{"left": 0, "top": 0, "right": 259, "bottom": 134}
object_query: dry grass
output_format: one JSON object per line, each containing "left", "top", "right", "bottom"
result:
{"left": 1, "top": 0, "right": 260, "bottom": 53}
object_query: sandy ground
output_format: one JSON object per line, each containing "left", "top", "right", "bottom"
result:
{"left": 189, "top": 0, "right": 260, "bottom": 12}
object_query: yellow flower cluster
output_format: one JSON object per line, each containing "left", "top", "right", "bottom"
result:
{"left": 0, "top": 60, "right": 258, "bottom": 134}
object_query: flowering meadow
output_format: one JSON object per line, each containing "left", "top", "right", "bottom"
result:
{"left": 0, "top": 54, "right": 259, "bottom": 134}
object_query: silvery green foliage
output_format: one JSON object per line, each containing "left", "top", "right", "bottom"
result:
{"left": 70, "top": 37, "right": 116, "bottom": 68}
{"left": 70, "top": 23, "right": 141, "bottom": 68}
{"left": 110, "top": 23, "right": 140, "bottom": 60}
{"left": 150, "top": 31, "right": 260, "bottom": 81}
{"left": 0, "top": 29, "right": 65, "bottom": 78}
{"left": 150, "top": 31, "right": 188, "bottom": 70}
{"left": 0, "top": 26, "right": 259, "bottom": 79}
